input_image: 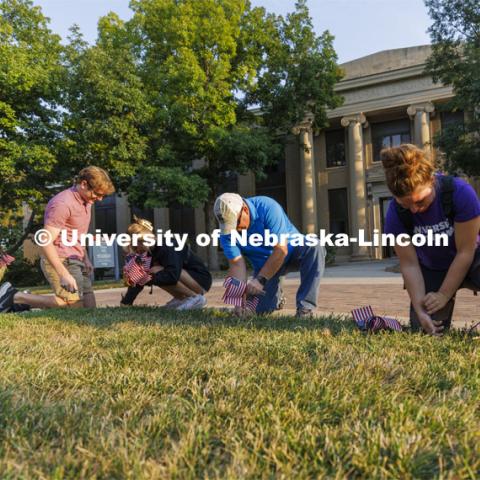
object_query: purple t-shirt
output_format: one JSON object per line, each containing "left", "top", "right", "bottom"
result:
{"left": 44, "top": 187, "right": 92, "bottom": 259}
{"left": 384, "top": 175, "right": 480, "bottom": 270}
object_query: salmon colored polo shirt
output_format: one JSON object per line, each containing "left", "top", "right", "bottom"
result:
{"left": 43, "top": 186, "right": 92, "bottom": 260}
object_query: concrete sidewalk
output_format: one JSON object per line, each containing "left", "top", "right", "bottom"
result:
{"left": 93, "top": 259, "right": 479, "bottom": 329}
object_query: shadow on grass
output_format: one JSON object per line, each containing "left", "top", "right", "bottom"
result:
{"left": 6, "top": 307, "right": 477, "bottom": 339}
{"left": 7, "top": 306, "right": 360, "bottom": 335}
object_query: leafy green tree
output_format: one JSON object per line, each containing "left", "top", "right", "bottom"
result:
{"left": 425, "top": 0, "right": 480, "bottom": 175}
{"left": 125, "top": 0, "right": 282, "bottom": 267}
{"left": 60, "top": 15, "right": 153, "bottom": 192}
{"left": 0, "top": 0, "right": 63, "bottom": 224}
{"left": 247, "top": 0, "right": 343, "bottom": 132}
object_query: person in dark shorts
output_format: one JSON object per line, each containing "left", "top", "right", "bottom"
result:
{"left": 381, "top": 144, "right": 480, "bottom": 335}
{"left": 120, "top": 217, "right": 212, "bottom": 309}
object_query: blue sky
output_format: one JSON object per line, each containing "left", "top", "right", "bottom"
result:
{"left": 32, "top": 0, "right": 432, "bottom": 64}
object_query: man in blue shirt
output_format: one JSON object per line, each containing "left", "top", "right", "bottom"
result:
{"left": 214, "top": 193, "right": 325, "bottom": 317}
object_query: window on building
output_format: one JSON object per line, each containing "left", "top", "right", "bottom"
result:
{"left": 441, "top": 110, "right": 464, "bottom": 129}
{"left": 256, "top": 157, "right": 287, "bottom": 210}
{"left": 328, "top": 188, "right": 349, "bottom": 235}
{"left": 371, "top": 119, "right": 411, "bottom": 162}
{"left": 326, "top": 129, "right": 346, "bottom": 167}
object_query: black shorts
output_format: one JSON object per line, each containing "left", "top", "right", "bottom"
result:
{"left": 184, "top": 250, "right": 212, "bottom": 292}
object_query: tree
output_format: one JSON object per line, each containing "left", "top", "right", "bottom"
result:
{"left": 425, "top": 0, "right": 480, "bottom": 176}
{"left": 60, "top": 15, "right": 153, "bottom": 192}
{"left": 246, "top": 0, "right": 343, "bottom": 133}
{"left": 125, "top": 0, "right": 283, "bottom": 268}
{"left": 0, "top": 0, "right": 64, "bottom": 224}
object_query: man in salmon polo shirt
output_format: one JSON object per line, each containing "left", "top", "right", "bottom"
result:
{"left": 0, "top": 166, "right": 115, "bottom": 311}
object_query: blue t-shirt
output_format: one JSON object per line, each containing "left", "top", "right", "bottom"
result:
{"left": 384, "top": 175, "right": 480, "bottom": 270}
{"left": 220, "top": 196, "right": 301, "bottom": 272}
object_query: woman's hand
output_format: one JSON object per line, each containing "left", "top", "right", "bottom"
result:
{"left": 417, "top": 311, "right": 444, "bottom": 336}
{"left": 423, "top": 291, "right": 449, "bottom": 315}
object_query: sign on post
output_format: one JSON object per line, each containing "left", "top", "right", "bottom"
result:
{"left": 90, "top": 242, "right": 120, "bottom": 280}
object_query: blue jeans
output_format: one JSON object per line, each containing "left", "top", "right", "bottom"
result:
{"left": 255, "top": 244, "right": 326, "bottom": 314}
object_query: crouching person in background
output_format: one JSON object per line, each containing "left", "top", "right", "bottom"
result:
{"left": 120, "top": 217, "right": 212, "bottom": 310}
{"left": 381, "top": 144, "right": 480, "bottom": 335}
{"left": 0, "top": 166, "right": 115, "bottom": 312}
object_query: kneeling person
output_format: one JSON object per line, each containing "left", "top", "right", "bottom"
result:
{"left": 0, "top": 166, "right": 115, "bottom": 312}
{"left": 120, "top": 217, "right": 212, "bottom": 309}
{"left": 214, "top": 194, "right": 325, "bottom": 317}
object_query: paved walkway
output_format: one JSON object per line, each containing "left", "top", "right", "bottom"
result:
{"left": 94, "top": 259, "right": 479, "bottom": 329}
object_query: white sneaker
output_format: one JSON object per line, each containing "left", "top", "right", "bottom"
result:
{"left": 175, "top": 294, "right": 207, "bottom": 311}
{"left": 163, "top": 297, "right": 184, "bottom": 309}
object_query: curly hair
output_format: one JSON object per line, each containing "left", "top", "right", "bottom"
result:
{"left": 380, "top": 144, "right": 435, "bottom": 197}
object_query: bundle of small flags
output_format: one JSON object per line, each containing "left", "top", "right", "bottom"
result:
{"left": 222, "top": 276, "right": 260, "bottom": 312}
{"left": 0, "top": 253, "right": 15, "bottom": 268}
{"left": 351, "top": 305, "right": 402, "bottom": 333}
{"left": 123, "top": 253, "right": 152, "bottom": 286}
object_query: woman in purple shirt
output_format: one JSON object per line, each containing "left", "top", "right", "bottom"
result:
{"left": 382, "top": 144, "right": 480, "bottom": 335}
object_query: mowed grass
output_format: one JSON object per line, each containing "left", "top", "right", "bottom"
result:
{"left": 0, "top": 308, "right": 479, "bottom": 479}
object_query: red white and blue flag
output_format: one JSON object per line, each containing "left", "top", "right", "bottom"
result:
{"left": 223, "top": 276, "right": 260, "bottom": 312}
{"left": 352, "top": 305, "right": 402, "bottom": 332}
{"left": 351, "top": 305, "right": 374, "bottom": 330}
{"left": 123, "top": 253, "right": 152, "bottom": 286}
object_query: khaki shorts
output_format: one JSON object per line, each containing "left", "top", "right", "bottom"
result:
{"left": 41, "top": 257, "right": 93, "bottom": 303}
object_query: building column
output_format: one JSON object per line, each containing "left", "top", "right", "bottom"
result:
{"left": 407, "top": 102, "right": 435, "bottom": 149}
{"left": 341, "top": 113, "right": 369, "bottom": 260}
{"left": 292, "top": 115, "right": 317, "bottom": 234}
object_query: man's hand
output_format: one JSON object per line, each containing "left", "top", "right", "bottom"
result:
{"left": 60, "top": 272, "right": 78, "bottom": 293}
{"left": 84, "top": 256, "right": 94, "bottom": 276}
{"left": 246, "top": 278, "right": 264, "bottom": 296}
{"left": 417, "top": 311, "right": 444, "bottom": 336}
{"left": 423, "top": 291, "right": 449, "bottom": 315}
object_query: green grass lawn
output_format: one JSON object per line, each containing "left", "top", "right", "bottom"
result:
{"left": 0, "top": 309, "right": 479, "bottom": 479}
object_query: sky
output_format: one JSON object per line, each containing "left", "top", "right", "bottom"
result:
{"left": 32, "top": 0, "right": 432, "bottom": 64}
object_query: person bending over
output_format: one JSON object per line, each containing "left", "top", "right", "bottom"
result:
{"left": 120, "top": 217, "right": 212, "bottom": 310}
{"left": 381, "top": 144, "right": 480, "bottom": 335}
{"left": 214, "top": 193, "right": 325, "bottom": 317}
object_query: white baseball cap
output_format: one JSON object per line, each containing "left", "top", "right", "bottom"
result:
{"left": 214, "top": 193, "right": 243, "bottom": 234}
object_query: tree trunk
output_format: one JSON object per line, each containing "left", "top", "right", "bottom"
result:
{"left": 204, "top": 198, "right": 219, "bottom": 271}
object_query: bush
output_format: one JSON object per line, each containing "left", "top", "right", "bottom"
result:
{"left": 3, "top": 253, "right": 47, "bottom": 288}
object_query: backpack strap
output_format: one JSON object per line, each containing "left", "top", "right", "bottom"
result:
{"left": 438, "top": 175, "right": 455, "bottom": 226}
{"left": 394, "top": 175, "right": 455, "bottom": 236}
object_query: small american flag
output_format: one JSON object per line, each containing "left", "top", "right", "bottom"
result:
{"left": 369, "top": 316, "right": 402, "bottom": 332}
{"left": 352, "top": 305, "right": 402, "bottom": 333}
{"left": 245, "top": 295, "right": 260, "bottom": 312}
{"left": 123, "top": 253, "right": 152, "bottom": 286}
{"left": 351, "top": 305, "right": 374, "bottom": 330}
{"left": 0, "top": 253, "right": 15, "bottom": 268}
{"left": 223, "top": 276, "right": 260, "bottom": 312}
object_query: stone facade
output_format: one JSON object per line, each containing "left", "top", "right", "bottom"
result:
{"left": 275, "top": 45, "right": 473, "bottom": 261}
